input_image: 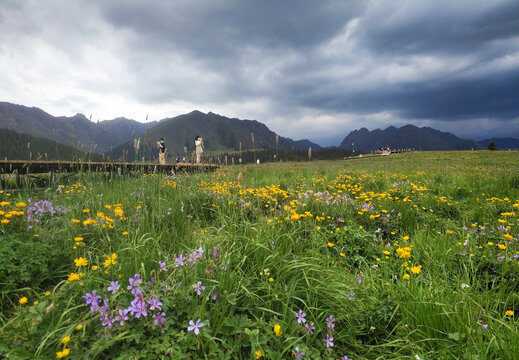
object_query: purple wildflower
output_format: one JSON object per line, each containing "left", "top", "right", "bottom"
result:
{"left": 295, "top": 346, "right": 305, "bottom": 359}
{"left": 341, "top": 356, "right": 350, "bottom": 360}
{"left": 347, "top": 291, "right": 355, "bottom": 301}
{"left": 153, "top": 312, "right": 166, "bottom": 325}
{"left": 147, "top": 296, "right": 163, "bottom": 311}
{"left": 83, "top": 290, "right": 102, "bottom": 312}
{"left": 323, "top": 334, "right": 334, "bottom": 348}
{"left": 129, "top": 294, "right": 147, "bottom": 318}
{"left": 175, "top": 254, "right": 185, "bottom": 267}
{"left": 158, "top": 261, "right": 167, "bottom": 272}
{"left": 187, "top": 318, "right": 204, "bottom": 335}
{"left": 305, "top": 322, "right": 315, "bottom": 334}
{"left": 107, "top": 280, "right": 120, "bottom": 294}
{"left": 212, "top": 286, "right": 217, "bottom": 301}
{"left": 295, "top": 309, "right": 306, "bottom": 324}
{"left": 100, "top": 314, "right": 113, "bottom": 328}
{"left": 326, "top": 315, "right": 335, "bottom": 331}
{"left": 194, "top": 281, "right": 205, "bottom": 295}
{"left": 117, "top": 308, "right": 129, "bottom": 326}
{"left": 127, "top": 274, "right": 142, "bottom": 295}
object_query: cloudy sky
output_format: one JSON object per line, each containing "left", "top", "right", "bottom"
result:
{"left": 1, "top": 0, "right": 517, "bottom": 146}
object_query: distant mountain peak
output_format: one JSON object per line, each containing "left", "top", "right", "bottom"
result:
{"left": 339, "top": 124, "right": 482, "bottom": 152}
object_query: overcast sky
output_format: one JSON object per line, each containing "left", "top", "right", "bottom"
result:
{"left": 1, "top": 0, "right": 517, "bottom": 145}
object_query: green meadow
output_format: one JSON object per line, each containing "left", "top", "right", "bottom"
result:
{"left": 0, "top": 151, "right": 518, "bottom": 359}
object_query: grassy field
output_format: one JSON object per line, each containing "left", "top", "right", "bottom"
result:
{"left": 0, "top": 151, "right": 518, "bottom": 359}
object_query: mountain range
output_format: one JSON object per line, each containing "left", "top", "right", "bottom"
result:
{"left": 0, "top": 102, "right": 516, "bottom": 161}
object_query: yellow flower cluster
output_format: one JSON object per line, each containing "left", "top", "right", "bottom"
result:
{"left": 103, "top": 253, "right": 117, "bottom": 268}
{"left": 396, "top": 246, "right": 413, "bottom": 259}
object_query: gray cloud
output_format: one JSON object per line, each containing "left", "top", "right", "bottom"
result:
{"left": 0, "top": 0, "right": 517, "bottom": 146}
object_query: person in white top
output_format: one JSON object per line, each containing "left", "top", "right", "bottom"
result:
{"left": 194, "top": 135, "right": 203, "bottom": 164}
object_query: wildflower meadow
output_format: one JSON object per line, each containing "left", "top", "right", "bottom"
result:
{"left": 0, "top": 151, "right": 518, "bottom": 359}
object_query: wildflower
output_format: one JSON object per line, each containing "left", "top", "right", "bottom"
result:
{"left": 158, "top": 261, "right": 167, "bottom": 272}
{"left": 74, "top": 257, "right": 88, "bottom": 267}
{"left": 175, "top": 254, "right": 185, "bottom": 267}
{"left": 305, "top": 322, "right": 315, "bottom": 334}
{"left": 403, "top": 274, "right": 410, "bottom": 281}
{"left": 16, "top": 202, "right": 27, "bottom": 208}
{"left": 403, "top": 235, "right": 409, "bottom": 241}
{"left": 487, "top": 242, "right": 494, "bottom": 246}
{"left": 153, "top": 312, "right": 166, "bottom": 326}
{"left": 498, "top": 244, "right": 506, "bottom": 250}
{"left": 341, "top": 356, "right": 351, "bottom": 360}
{"left": 71, "top": 219, "right": 80, "bottom": 223}
{"left": 75, "top": 324, "right": 83, "bottom": 331}
{"left": 19, "top": 296, "right": 28, "bottom": 305}
{"left": 91, "top": 265, "right": 98, "bottom": 270}
{"left": 328, "top": 242, "right": 334, "bottom": 247}
{"left": 505, "top": 310, "right": 514, "bottom": 316}
{"left": 295, "top": 346, "right": 305, "bottom": 359}
{"left": 504, "top": 233, "right": 513, "bottom": 241}
{"left": 107, "top": 281, "right": 120, "bottom": 294}
{"left": 269, "top": 277, "right": 274, "bottom": 282}
{"left": 411, "top": 265, "right": 422, "bottom": 274}
{"left": 129, "top": 294, "right": 147, "bottom": 318}
{"left": 74, "top": 236, "right": 83, "bottom": 242}
{"left": 347, "top": 291, "right": 355, "bottom": 300}
{"left": 274, "top": 323, "right": 282, "bottom": 336}
{"left": 83, "top": 290, "right": 101, "bottom": 311}
{"left": 128, "top": 274, "right": 142, "bottom": 294}
{"left": 56, "top": 348, "right": 70, "bottom": 358}
{"left": 61, "top": 336, "right": 70, "bottom": 344}
{"left": 194, "top": 281, "right": 205, "bottom": 295}
{"left": 68, "top": 273, "right": 80, "bottom": 282}
{"left": 340, "top": 252, "right": 345, "bottom": 257}
{"left": 295, "top": 309, "right": 306, "bottom": 324}
{"left": 147, "top": 296, "right": 163, "bottom": 310}
{"left": 44, "top": 291, "right": 51, "bottom": 296}
{"left": 326, "top": 315, "right": 335, "bottom": 331}
{"left": 187, "top": 318, "right": 204, "bottom": 335}
{"left": 255, "top": 349, "right": 263, "bottom": 359}
{"left": 323, "top": 334, "right": 334, "bottom": 348}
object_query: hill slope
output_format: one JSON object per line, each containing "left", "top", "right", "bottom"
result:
{"left": 0, "top": 102, "right": 156, "bottom": 153}
{"left": 0, "top": 128, "right": 103, "bottom": 161}
{"left": 111, "top": 111, "right": 321, "bottom": 160}
{"left": 338, "top": 125, "right": 482, "bottom": 152}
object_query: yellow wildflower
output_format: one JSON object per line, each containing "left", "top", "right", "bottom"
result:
{"left": 498, "top": 244, "right": 506, "bottom": 250}
{"left": 327, "top": 242, "right": 334, "bottom": 247}
{"left": 19, "top": 296, "right": 28, "bottom": 305}
{"left": 16, "top": 202, "right": 27, "bottom": 208}
{"left": 71, "top": 219, "right": 80, "bottom": 223}
{"left": 74, "top": 257, "right": 88, "bottom": 267}
{"left": 403, "top": 274, "right": 410, "bottom": 281}
{"left": 503, "top": 233, "right": 513, "bottom": 241}
{"left": 411, "top": 265, "right": 422, "bottom": 274}
{"left": 68, "top": 273, "right": 80, "bottom": 282}
{"left": 505, "top": 310, "right": 514, "bottom": 316}
{"left": 273, "top": 323, "right": 282, "bottom": 337}
{"left": 61, "top": 336, "right": 70, "bottom": 344}
{"left": 75, "top": 324, "right": 84, "bottom": 331}
{"left": 56, "top": 348, "right": 70, "bottom": 358}
{"left": 255, "top": 349, "right": 263, "bottom": 359}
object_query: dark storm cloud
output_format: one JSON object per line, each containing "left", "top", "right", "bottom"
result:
{"left": 0, "top": 0, "right": 517, "bottom": 145}
{"left": 356, "top": 1, "right": 519, "bottom": 56}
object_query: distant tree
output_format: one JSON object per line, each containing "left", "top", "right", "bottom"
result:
{"left": 487, "top": 141, "right": 497, "bottom": 151}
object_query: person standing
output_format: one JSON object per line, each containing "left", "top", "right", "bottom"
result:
{"left": 157, "top": 137, "right": 166, "bottom": 164}
{"left": 195, "top": 135, "right": 203, "bottom": 164}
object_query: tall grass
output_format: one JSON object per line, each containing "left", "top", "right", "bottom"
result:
{"left": 0, "top": 151, "right": 517, "bottom": 359}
